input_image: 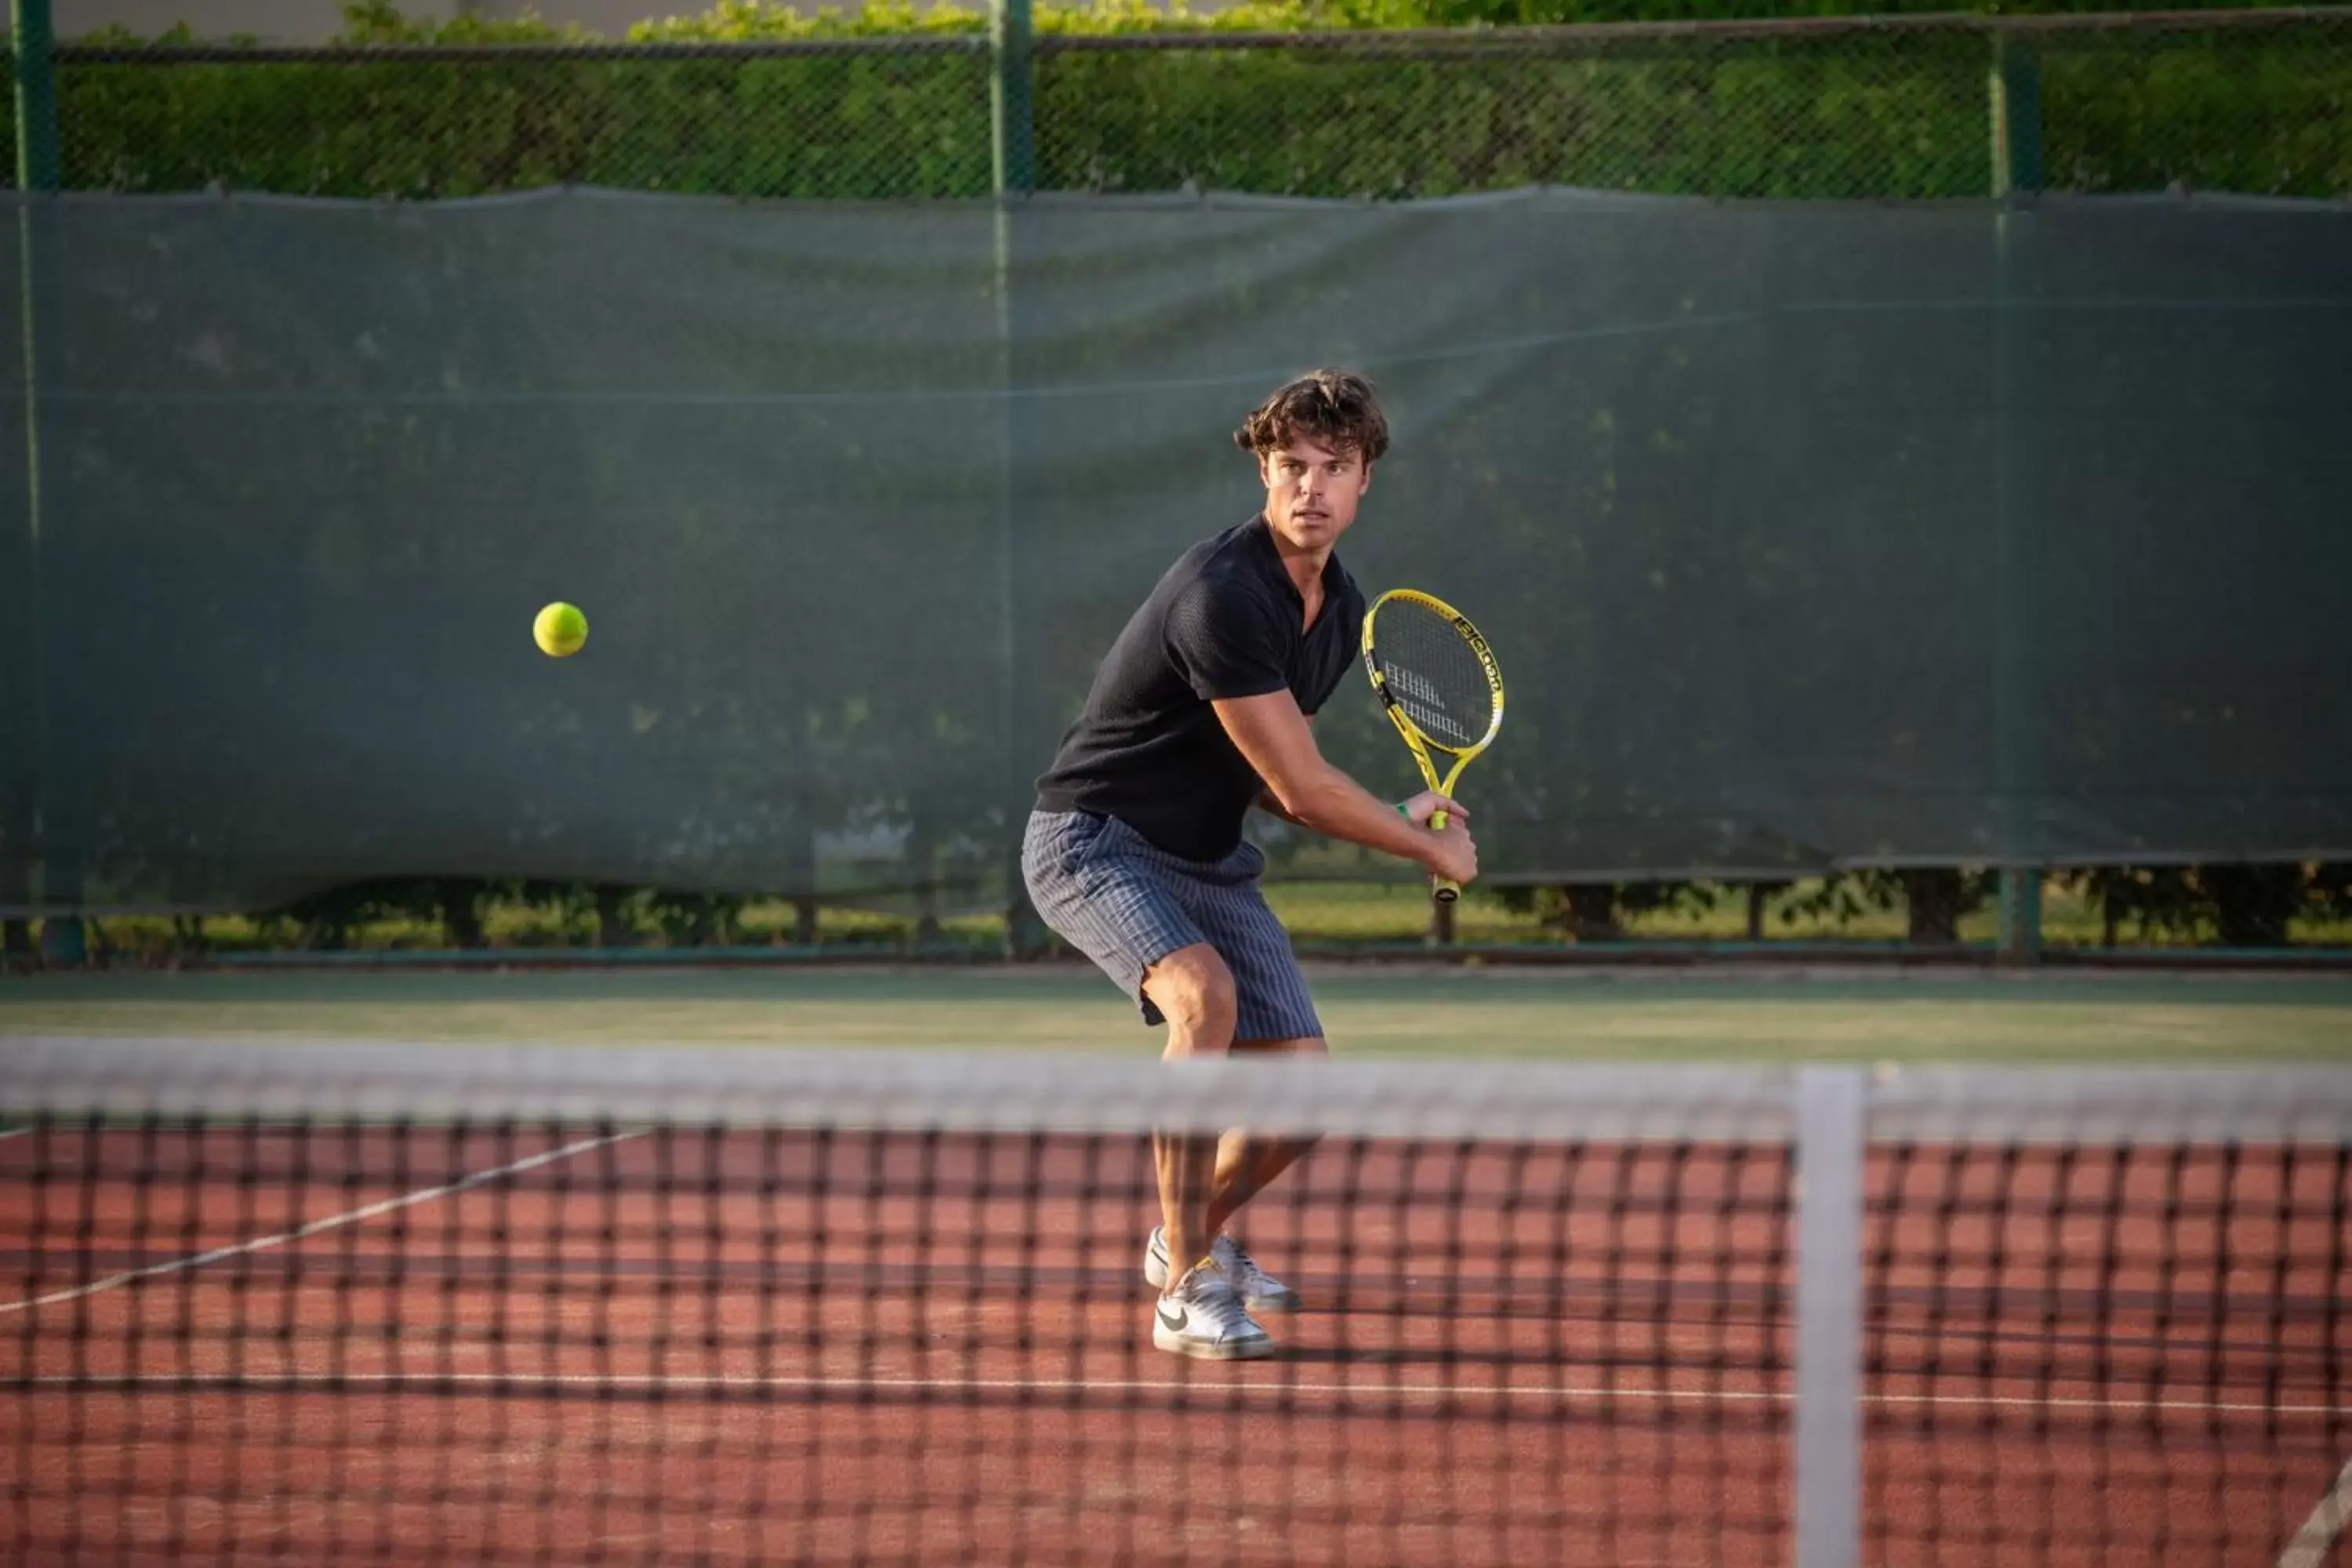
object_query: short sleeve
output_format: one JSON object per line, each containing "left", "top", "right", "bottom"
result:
{"left": 1164, "top": 576, "right": 1290, "bottom": 702}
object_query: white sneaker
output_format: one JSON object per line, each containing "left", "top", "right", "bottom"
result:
{"left": 1152, "top": 1264, "right": 1275, "bottom": 1362}
{"left": 1144, "top": 1226, "right": 1301, "bottom": 1312}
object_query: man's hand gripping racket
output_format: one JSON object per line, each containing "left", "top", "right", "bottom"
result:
{"left": 1361, "top": 590, "right": 1504, "bottom": 904}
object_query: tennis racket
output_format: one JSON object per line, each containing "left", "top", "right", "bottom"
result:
{"left": 1360, "top": 589, "right": 1504, "bottom": 904}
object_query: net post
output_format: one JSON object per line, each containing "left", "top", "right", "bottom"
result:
{"left": 1795, "top": 1065, "right": 1864, "bottom": 1568}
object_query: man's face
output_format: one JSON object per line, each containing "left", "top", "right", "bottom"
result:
{"left": 1259, "top": 436, "right": 1372, "bottom": 554}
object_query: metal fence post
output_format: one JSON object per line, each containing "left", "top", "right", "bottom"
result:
{"left": 1795, "top": 1065, "right": 1865, "bottom": 1568}
{"left": 1989, "top": 32, "right": 2042, "bottom": 201}
{"left": 991, "top": 0, "right": 1035, "bottom": 197}
{"left": 13, "top": 0, "right": 57, "bottom": 190}
{"left": 11, "top": 0, "right": 78, "bottom": 965}
{"left": 1991, "top": 31, "right": 2042, "bottom": 964}
{"left": 993, "top": 0, "right": 1044, "bottom": 956}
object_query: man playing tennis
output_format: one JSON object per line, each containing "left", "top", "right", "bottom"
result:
{"left": 1022, "top": 368, "right": 1479, "bottom": 1360}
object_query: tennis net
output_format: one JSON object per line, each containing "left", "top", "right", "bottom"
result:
{"left": 3, "top": 1039, "right": 2347, "bottom": 1566}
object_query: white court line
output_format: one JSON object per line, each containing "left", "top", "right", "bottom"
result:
{"left": 2277, "top": 1454, "right": 2352, "bottom": 1568}
{"left": 1871, "top": 1389, "right": 2350, "bottom": 1421}
{"left": 19, "top": 1369, "right": 2349, "bottom": 1421}
{"left": 0, "top": 1126, "right": 30, "bottom": 1142}
{"left": 24, "top": 1370, "right": 1774, "bottom": 1403}
{"left": 0, "top": 1129, "right": 641, "bottom": 1317}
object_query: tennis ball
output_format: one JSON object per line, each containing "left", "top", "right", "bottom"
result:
{"left": 534, "top": 601, "right": 589, "bottom": 658}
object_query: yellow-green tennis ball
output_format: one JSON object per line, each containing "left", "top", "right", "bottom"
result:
{"left": 534, "top": 601, "right": 588, "bottom": 658}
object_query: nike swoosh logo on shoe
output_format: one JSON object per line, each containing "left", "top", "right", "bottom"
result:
{"left": 1156, "top": 1305, "right": 1188, "bottom": 1332}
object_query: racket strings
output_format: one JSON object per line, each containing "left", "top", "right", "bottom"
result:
{"left": 1370, "top": 604, "right": 1494, "bottom": 751}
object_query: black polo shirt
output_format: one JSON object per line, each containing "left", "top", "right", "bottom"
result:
{"left": 1035, "top": 516, "right": 1366, "bottom": 862}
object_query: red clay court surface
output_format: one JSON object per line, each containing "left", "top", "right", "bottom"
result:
{"left": 2, "top": 1123, "right": 2346, "bottom": 1566}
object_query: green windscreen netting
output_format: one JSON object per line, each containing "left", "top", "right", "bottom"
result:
{"left": 2, "top": 188, "right": 2347, "bottom": 914}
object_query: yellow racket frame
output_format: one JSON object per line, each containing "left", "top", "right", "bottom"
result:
{"left": 1360, "top": 589, "right": 1504, "bottom": 904}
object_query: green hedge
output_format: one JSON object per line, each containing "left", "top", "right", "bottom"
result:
{"left": 21, "top": 1, "right": 2352, "bottom": 200}
{"left": 1034, "top": 35, "right": 1996, "bottom": 198}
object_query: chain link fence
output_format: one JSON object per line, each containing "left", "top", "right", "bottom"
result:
{"left": 13, "top": 9, "right": 2352, "bottom": 201}
{"left": 32, "top": 38, "right": 996, "bottom": 199}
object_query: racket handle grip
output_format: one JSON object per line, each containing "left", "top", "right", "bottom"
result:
{"left": 1428, "top": 809, "right": 1461, "bottom": 905}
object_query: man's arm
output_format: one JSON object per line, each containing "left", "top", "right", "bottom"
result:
{"left": 1255, "top": 732, "right": 1438, "bottom": 828}
{"left": 1215, "top": 691, "right": 1476, "bottom": 884}
{"left": 1259, "top": 784, "right": 1450, "bottom": 831}
{"left": 1255, "top": 717, "right": 1309, "bottom": 825}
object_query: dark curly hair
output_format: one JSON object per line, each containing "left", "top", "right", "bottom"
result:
{"left": 1232, "top": 368, "right": 1391, "bottom": 465}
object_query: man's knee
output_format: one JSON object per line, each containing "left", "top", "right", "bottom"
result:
{"left": 1144, "top": 944, "right": 1237, "bottom": 1051}
{"left": 1232, "top": 1036, "right": 1327, "bottom": 1059}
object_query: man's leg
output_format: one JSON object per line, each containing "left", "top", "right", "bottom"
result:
{"left": 1141, "top": 942, "right": 1238, "bottom": 1279}
{"left": 1139, "top": 942, "right": 1275, "bottom": 1358}
{"left": 1170, "top": 872, "right": 1325, "bottom": 1305}
{"left": 1205, "top": 1035, "right": 1325, "bottom": 1235}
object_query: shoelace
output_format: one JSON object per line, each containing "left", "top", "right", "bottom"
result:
{"left": 1184, "top": 1269, "right": 1256, "bottom": 1335}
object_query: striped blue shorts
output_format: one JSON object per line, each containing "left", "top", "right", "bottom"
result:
{"left": 1022, "top": 809, "right": 1323, "bottom": 1042}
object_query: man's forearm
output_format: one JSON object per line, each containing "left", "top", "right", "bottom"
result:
{"left": 1256, "top": 789, "right": 1305, "bottom": 826}
{"left": 1267, "top": 766, "right": 1433, "bottom": 865}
